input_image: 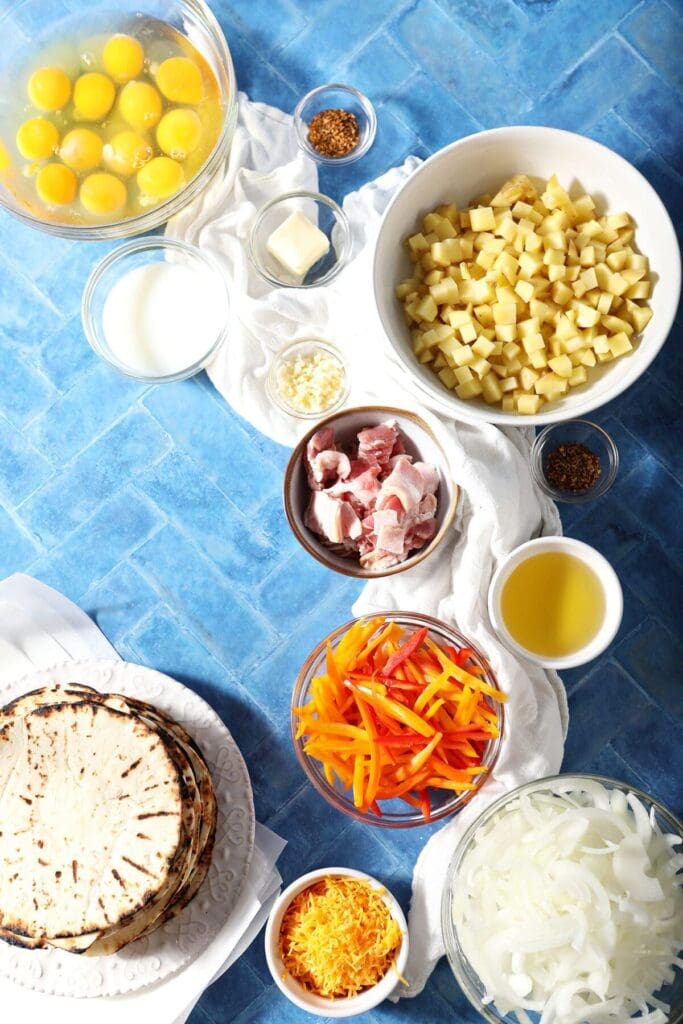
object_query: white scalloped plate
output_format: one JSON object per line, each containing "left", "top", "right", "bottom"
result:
{"left": 0, "top": 659, "right": 255, "bottom": 998}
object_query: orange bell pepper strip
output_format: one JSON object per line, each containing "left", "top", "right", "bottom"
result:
{"left": 355, "top": 695, "right": 381, "bottom": 807}
{"left": 352, "top": 751, "right": 366, "bottom": 808}
{"left": 393, "top": 731, "right": 443, "bottom": 782}
{"left": 350, "top": 684, "right": 435, "bottom": 738}
{"left": 419, "top": 790, "right": 431, "bottom": 821}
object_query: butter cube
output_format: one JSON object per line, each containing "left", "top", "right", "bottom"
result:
{"left": 266, "top": 212, "right": 330, "bottom": 278}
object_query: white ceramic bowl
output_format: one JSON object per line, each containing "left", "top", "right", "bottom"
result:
{"left": 373, "top": 126, "right": 681, "bottom": 426}
{"left": 488, "top": 536, "right": 623, "bottom": 669}
{"left": 264, "top": 866, "right": 409, "bottom": 1017}
{"left": 283, "top": 405, "right": 460, "bottom": 578}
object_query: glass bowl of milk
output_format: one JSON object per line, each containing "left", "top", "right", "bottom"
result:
{"left": 82, "top": 237, "right": 230, "bottom": 381}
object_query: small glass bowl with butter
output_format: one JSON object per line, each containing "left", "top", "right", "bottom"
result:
{"left": 267, "top": 339, "right": 349, "bottom": 419}
{"left": 249, "top": 190, "right": 351, "bottom": 288}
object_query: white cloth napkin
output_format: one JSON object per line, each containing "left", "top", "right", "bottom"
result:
{"left": 167, "top": 94, "right": 569, "bottom": 997}
{"left": 0, "top": 573, "right": 285, "bottom": 1023}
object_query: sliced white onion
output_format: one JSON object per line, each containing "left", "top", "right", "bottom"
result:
{"left": 452, "top": 782, "right": 683, "bottom": 1024}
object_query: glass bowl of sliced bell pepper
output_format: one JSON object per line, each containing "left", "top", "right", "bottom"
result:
{"left": 291, "top": 613, "right": 506, "bottom": 828}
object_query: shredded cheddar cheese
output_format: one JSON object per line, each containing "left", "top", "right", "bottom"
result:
{"left": 279, "top": 875, "right": 404, "bottom": 999}
{"left": 276, "top": 349, "right": 344, "bottom": 414}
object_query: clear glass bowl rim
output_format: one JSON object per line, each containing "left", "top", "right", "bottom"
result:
{"left": 248, "top": 189, "right": 351, "bottom": 289}
{"left": 291, "top": 611, "right": 505, "bottom": 829}
{"left": 441, "top": 772, "right": 683, "bottom": 1024}
{"left": 266, "top": 337, "right": 350, "bottom": 419}
{"left": 81, "top": 235, "right": 230, "bottom": 382}
{"left": 0, "top": 0, "right": 238, "bottom": 240}
{"left": 293, "top": 82, "right": 377, "bottom": 166}
{"left": 530, "top": 419, "right": 619, "bottom": 504}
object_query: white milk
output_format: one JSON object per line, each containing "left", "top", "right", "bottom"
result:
{"left": 102, "top": 262, "right": 227, "bottom": 376}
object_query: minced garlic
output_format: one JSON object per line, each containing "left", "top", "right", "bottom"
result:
{"left": 276, "top": 349, "right": 345, "bottom": 414}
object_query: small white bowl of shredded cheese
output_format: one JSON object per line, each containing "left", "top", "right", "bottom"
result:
{"left": 267, "top": 338, "right": 349, "bottom": 419}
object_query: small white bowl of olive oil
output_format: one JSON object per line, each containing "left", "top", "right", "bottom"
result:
{"left": 488, "top": 537, "right": 623, "bottom": 670}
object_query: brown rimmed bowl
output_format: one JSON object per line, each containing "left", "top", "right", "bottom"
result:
{"left": 291, "top": 612, "right": 505, "bottom": 829}
{"left": 283, "top": 405, "right": 460, "bottom": 579}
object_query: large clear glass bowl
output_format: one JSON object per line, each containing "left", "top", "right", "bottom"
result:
{"left": 441, "top": 774, "right": 683, "bottom": 1024}
{"left": 0, "top": 0, "right": 237, "bottom": 239}
{"left": 291, "top": 612, "right": 505, "bottom": 829}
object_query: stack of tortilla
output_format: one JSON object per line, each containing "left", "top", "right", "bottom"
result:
{"left": 0, "top": 683, "right": 217, "bottom": 956}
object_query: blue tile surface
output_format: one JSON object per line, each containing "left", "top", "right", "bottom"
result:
{"left": 0, "top": 1, "right": 681, "bottom": 1022}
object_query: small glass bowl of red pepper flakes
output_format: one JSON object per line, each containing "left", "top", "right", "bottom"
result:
{"left": 531, "top": 419, "right": 619, "bottom": 504}
{"left": 291, "top": 613, "right": 505, "bottom": 829}
{"left": 293, "top": 83, "right": 377, "bottom": 166}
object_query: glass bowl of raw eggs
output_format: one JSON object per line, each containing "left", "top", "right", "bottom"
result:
{"left": 0, "top": 0, "right": 237, "bottom": 239}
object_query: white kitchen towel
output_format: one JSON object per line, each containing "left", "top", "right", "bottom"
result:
{"left": 0, "top": 573, "right": 285, "bottom": 1023}
{"left": 167, "top": 94, "right": 568, "bottom": 997}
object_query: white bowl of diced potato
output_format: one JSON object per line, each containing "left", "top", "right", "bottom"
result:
{"left": 373, "top": 126, "right": 681, "bottom": 424}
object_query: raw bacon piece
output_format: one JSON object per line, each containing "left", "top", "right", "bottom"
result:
{"left": 357, "top": 421, "right": 399, "bottom": 469}
{"left": 305, "top": 428, "right": 351, "bottom": 489}
{"left": 413, "top": 461, "right": 439, "bottom": 495}
{"left": 378, "top": 455, "right": 425, "bottom": 515}
{"left": 327, "top": 460, "right": 382, "bottom": 511}
{"left": 305, "top": 491, "right": 361, "bottom": 544}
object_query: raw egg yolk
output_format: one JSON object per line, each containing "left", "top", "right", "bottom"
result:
{"left": 103, "top": 131, "right": 152, "bottom": 176}
{"left": 59, "top": 128, "right": 103, "bottom": 171}
{"left": 35, "top": 163, "right": 77, "bottom": 206}
{"left": 16, "top": 117, "right": 60, "bottom": 161}
{"left": 28, "top": 67, "right": 71, "bottom": 112}
{"left": 102, "top": 34, "right": 144, "bottom": 84}
{"left": 80, "top": 172, "right": 127, "bottom": 215}
{"left": 156, "top": 108, "right": 201, "bottom": 159}
{"left": 119, "top": 80, "right": 163, "bottom": 132}
{"left": 155, "top": 57, "right": 203, "bottom": 104}
{"left": 73, "top": 72, "right": 116, "bottom": 121}
{"left": 137, "top": 156, "right": 184, "bottom": 199}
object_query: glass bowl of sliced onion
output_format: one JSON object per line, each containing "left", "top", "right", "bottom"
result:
{"left": 442, "top": 774, "right": 683, "bottom": 1024}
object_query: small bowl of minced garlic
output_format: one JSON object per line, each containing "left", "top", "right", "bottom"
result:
{"left": 267, "top": 338, "right": 350, "bottom": 419}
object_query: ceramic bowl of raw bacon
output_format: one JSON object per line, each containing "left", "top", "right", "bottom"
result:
{"left": 283, "top": 406, "right": 459, "bottom": 578}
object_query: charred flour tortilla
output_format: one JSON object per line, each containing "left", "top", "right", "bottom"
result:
{"left": 0, "top": 684, "right": 217, "bottom": 957}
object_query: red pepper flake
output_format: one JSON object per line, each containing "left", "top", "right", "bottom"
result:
{"left": 544, "top": 442, "right": 601, "bottom": 492}
{"left": 308, "top": 108, "right": 360, "bottom": 158}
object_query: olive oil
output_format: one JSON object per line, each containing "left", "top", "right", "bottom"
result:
{"left": 501, "top": 551, "right": 605, "bottom": 658}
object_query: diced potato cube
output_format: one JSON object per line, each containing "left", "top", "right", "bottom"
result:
{"left": 575, "top": 302, "right": 600, "bottom": 328}
{"left": 492, "top": 302, "right": 517, "bottom": 325}
{"left": 502, "top": 341, "right": 521, "bottom": 361}
{"left": 474, "top": 304, "right": 494, "bottom": 328}
{"left": 579, "top": 348, "right": 597, "bottom": 367}
{"left": 436, "top": 202, "right": 458, "bottom": 225}
{"left": 601, "top": 314, "right": 634, "bottom": 336}
{"left": 415, "top": 294, "right": 438, "bottom": 322}
{"left": 569, "top": 365, "right": 588, "bottom": 387}
{"left": 495, "top": 323, "right": 518, "bottom": 343}
{"left": 580, "top": 267, "right": 599, "bottom": 291}
{"left": 452, "top": 345, "right": 476, "bottom": 367}
{"left": 424, "top": 269, "right": 444, "bottom": 286}
{"left": 548, "top": 354, "right": 573, "bottom": 378}
{"left": 626, "top": 281, "right": 651, "bottom": 300}
{"left": 530, "top": 349, "right": 548, "bottom": 369}
{"left": 596, "top": 291, "right": 613, "bottom": 315}
{"left": 481, "top": 373, "right": 503, "bottom": 404}
{"left": 606, "top": 249, "right": 629, "bottom": 272}
{"left": 535, "top": 372, "right": 568, "bottom": 397}
{"left": 519, "top": 366, "right": 540, "bottom": 391}
{"left": 430, "top": 278, "right": 460, "bottom": 304}
{"left": 476, "top": 250, "right": 497, "bottom": 271}
{"left": 552, "top": 281, "right": 573, "bottom": 305}
{"left": 628, "top": 303, "right": 653, "bottom": 333}
{"left": 547, "top": 265, "right": 566, "bottom": 282}
{"left": 469, "top": 206, "right": 496, "bottom": 232}
{"left": 455, "top": 378, "right": 483, "bottom": 400}
{"left": 608, "top": 331, "right": 633, "bottom": 357}
{"left": 515, "top": 278, "right": 535, "bottom": 303}
{"left": 454, "top": 365, "right": 474, "bottom": 385}
{"left": 434, "top": 217, "right": 457, "bottom": 240}
{"left": 501, "top": 395, "right": 515, "bottom": 412}
{"left": 433, "top": 353, "right": 447, "bottom": 370}
{"left": 500, "top": 376, "right": 519, "bottom": 393}
{"left": 408, "top": 233, "right": 430, "bottom": 256}
{"left": 522, "top": 332, "right": 546, "bottom": 354}
{"left": 438, "top": 366, "right": 457, "bottom": 389}
{"left": 517, "top": 394, "right": 542, "bottom": 415}
{"left": 459, "top": 321, "right": 478, "bottom": 344}
{"left": 472, "top": 336, "right": 496, "bottom": 358}
{"left": 470, "top": 356, "right": 492, "bottom": 378}
{"left": 593, "top": 334, "right": 610, "bottom": 354}
{"left": 606, "top": 212, "right": 630, "bottom": 230}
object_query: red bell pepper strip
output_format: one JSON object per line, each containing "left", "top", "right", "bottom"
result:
{"left": 380, "top": 627, "right": 429, "bottom": 678}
